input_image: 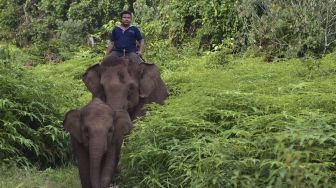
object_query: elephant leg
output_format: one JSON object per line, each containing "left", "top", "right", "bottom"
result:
{"left": 100, "top": 128, "right": 124, "bottom": 188}
{"left": 71, "top": 137, "right": 91, "bottom": 188}
{"left": 101, "top": 112, "right": 132, "bottom": 188}
{"left": 113, "top": 112, "right": 133, "bottom": 165}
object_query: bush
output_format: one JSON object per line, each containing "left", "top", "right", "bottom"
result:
{"left": 0, "top": 2, "right": 19, "bottom": 39}
{"left": 57, "top": 19, "right": 88, "bottom": 50}
{"left": 67, "top": 0, "right": 126, "bottom": 31}
{"left": 133, "top": 0, "right": 241, "bottom": 50}
{"left": 0, "top": 47, "right": 90, "bottom": 168}
{"left": 0, "top": 63, "right": 71, "bottom": 168}
{"left": 238, "top": 0, "right": 336, "bottom": 60}
{"left": 121, "top": 56, "right": 336, "bottom": 187}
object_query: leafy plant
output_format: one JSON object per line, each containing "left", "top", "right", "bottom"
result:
{"left": 57, "top": 19, "right": 88, "bottom": 50}
{"left": 238, "top": 0, "right": 336, "bottom": 60}
{"left": 0, "top": 46, "right": 95, "bottom": 168}
{"left": 120, "top": 55, "right": 336, "bottom": 187}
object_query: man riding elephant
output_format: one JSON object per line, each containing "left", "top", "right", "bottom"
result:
{"left": 106, "top": 10, "right": 144, "bottom": 64}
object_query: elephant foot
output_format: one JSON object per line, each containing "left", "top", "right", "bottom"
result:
{"left": 109, "top": 166, "right": 121, "bottom": 188}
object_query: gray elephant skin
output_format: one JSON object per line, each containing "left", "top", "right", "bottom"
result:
{"left": 64, "top": 56, "right": 168, "bottom": 188}
{"left": 64, "top": 98, "right": 132, "bottom": 188}
{"left": 82, "top": 55, "right": 169, "bottom": 120}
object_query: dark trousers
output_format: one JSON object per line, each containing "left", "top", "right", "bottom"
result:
{"left": 110, "top": 51, "right": 142, "bottom": 64}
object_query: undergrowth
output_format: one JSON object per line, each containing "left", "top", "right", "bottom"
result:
{"left": 1, "top": 43, "right": 336, "bottom": 187}
{"left": 0, "top": 165, "right": 80, "bottom": 188}
{"left": 121, "top": 53, "right": 336, "bottom": 187}
{"left": 0, "top": 45, "right": 97, "bottom": 168}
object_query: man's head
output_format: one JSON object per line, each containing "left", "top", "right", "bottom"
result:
{"left": 120, "top": 11, "right": 132, "bottom": 27}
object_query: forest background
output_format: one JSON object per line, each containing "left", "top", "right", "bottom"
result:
{"left": 1, "top": 0, "right": 336, "bottom": 187}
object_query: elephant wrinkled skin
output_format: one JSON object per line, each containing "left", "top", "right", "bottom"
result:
{"left": 82, "top": 55, "right": 169, "bottom": 120}
{"left": 65, "top": 56, "right": 168, "bottom": 188}
{"left": 64, "top": 98, "right": 132, "bottom": 188}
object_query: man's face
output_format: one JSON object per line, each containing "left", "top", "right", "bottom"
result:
{"left": 121, "top": 14, "right": 132, "bottom": 26}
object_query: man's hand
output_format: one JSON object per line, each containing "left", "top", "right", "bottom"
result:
{"left": 137, "top": 39, "right": 145, "bottom": 57}
{"left": 106, "top": 41, "right": 114, "bottom": 56}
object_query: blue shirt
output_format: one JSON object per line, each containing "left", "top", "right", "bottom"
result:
{"left": 110, "top": 25, "right": 143, "bottom": 52}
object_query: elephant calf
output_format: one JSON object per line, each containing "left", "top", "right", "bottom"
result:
{"left": 64, "top": 98, "right": 131, "bottom": 188}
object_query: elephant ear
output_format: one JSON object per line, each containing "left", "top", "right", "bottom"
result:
{"left": 63, "top": 109, "right": 82, "bottom": 143}
{"left": 138, "top": 64, "right": 169, "bottom": 103}
{"left": 82, "top": 64, "right": 106, "bottom": 101}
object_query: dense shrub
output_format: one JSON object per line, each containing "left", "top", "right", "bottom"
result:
{"left": 2, "top": 0, "right": 336, "bottom": 59}
{"left": 0, "top": 1, "right": 20, "bottom": 39}
{"left": 57, "top": 19, "right": 88, "bottom": 50}
{"left": 67, "top": 0, "right": 126, "bottom": 32}
{"left": 133, "top": 0, "right": 241, "bottom": 50}
{"left": 121, "top": 55, "right": 336, "bottom": 187}
{"left": 0, "top": 46, "right": 91, "bottom": 168}
{"left": 238, "top": 0, "right": 336, "bottom": 60}
{"left": 0, "top": 65, "right": 64, "bottom": 167}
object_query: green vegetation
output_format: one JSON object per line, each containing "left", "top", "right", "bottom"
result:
{"left": 0, "top": 45, "right": 98, "bottom": 167}
{"left": 1, "top": 46, "right": 336, "bottom": 187}
{"left": 1, "top": 0, "right": 336, "bottom": 187}
{"left": 2, "top": 0, "right": 336, "bottom": 62}
{"left": 0, "top": 165, "right": 80, "bottom": 188}
{"left": 120, "top": 54, "right": 336, "bottom": 187}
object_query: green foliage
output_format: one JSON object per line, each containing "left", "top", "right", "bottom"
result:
{"left": 0, "top": 46, "right": 95, "bottom": 168}
{"left": 0, "top": 65, "right": 68, "bottom": 167}
{"left": 39, "top": 0, "right": 73, "bottom": 20}
{"left": 120, "top": 55, "right": 336, "bottom": 187}
{"left": 134, "top": 0, "right": 241, "bottom": 50}
{"left": 57, "top": 19, "right": 88, "bottom": 50}
{"left": 2, "top": 0, "right": 336, "bottom": 59}
{"left": 14, "top": 17, "right": 53, "bottom": 48}
{"left": 23, "top": 40, "right": 63, "bottom": 64}
{"left": 0, "top": 2, "right": 19, "bottom": 39}
{"left": 238, "top": 0, "right": 336, "bottom": 60}
{"left": 0, "top": 165, "right": 80, "bottom": 188}
{"left": 0, "top": 45, "right": 12, "bottom": 64}
{"left": 1, "top": 1, "right": 336, "bottom": 187}
{"left": 67, "top": 0, "right": 125, "bottom": 31}
{"left": 204, "top": 50, "right": 230, "bottom": 68}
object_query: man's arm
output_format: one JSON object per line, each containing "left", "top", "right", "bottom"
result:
{"left": 106, "top": 41, "right": 114, "bottom": 55}
{"left": 137, "top": 39, "right": 145, "bottom": 56}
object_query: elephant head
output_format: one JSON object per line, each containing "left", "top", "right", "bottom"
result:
{"left": 82, "top": 55, "right": 169, "bottom": 120}
{"left": 138, "top": 63, "right": 169, "bottom": 103}
{"left": 63, "top": 98, "right": 131, "bottom": 188}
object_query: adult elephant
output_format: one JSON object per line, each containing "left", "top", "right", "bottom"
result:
{"left": 82, "top": 55, "right": 169, "bottom": 120}
{"left": 63, "top": 98, "right": 131, "bottom": 188}
{"left": 80, "top": 56, "right": 168, "bottom": 186}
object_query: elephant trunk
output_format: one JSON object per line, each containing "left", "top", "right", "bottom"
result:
{"left": 89, "top": 138, "right": 107, "bottom": 188}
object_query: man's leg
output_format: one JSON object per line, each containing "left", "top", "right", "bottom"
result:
{"left": 110, "top": 51, "right": 123, "bottom": 57}
{"left": 127, "top": 52, "right": 142, "bottom": 64}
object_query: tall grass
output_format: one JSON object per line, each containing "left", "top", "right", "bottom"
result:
{"left": 0, "top": 46, "right": 97, "bottom": 168}
{"left": 1, "top": 44, "right": 336, "bottom": 187}
{"left": 0, "top": 165, "right": 80, "bottom": 188}
{"left": 121, "top": 53, "right": 336, "bottom": 187}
